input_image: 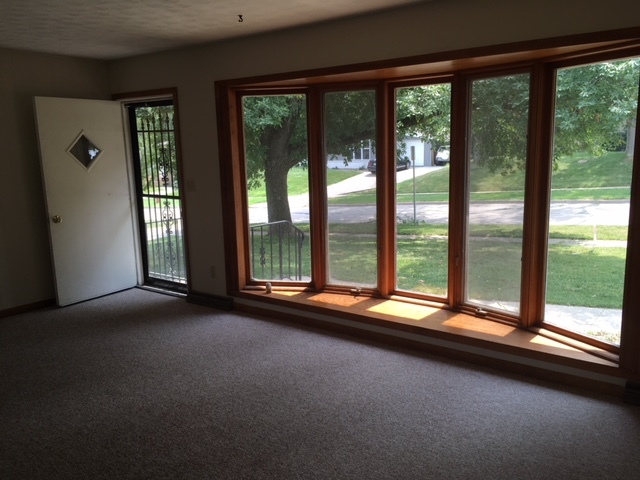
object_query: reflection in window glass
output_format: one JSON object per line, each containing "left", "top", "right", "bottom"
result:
{"left": 242, "top": 94, "right": 310, "bottom": 282}
{"left": 466, "top": 74, "right": 531, "bottom": 314}
{"left": 395, "top": 84, "right": 451, "bottom": 297}
{"left": 545, "top": 58, "right": 640, "bottom": 345}
{"left": 324, "top": 90, "right": 377, "bottom": 287}
{"left": 68, "top": 133, "right": 101, "bottom": 169}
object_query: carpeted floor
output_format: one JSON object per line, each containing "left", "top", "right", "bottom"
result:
{"left": 1, "top": 288, "right": 639, "bottom": 479}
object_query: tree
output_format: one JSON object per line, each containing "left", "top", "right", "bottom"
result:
{"left": 243, "top": 88, "right": 453, "bottom": 223}
{"left": 554, "top": 59, "right": 640, "bottom": 159}
{"left": 135, "top": 105, "right": 179, "bottom": 193}
{"left": 469, "top": 59, "right": 640, "bottom": 175}
{"left": 243, "top": 95, "right": 308, "bottom": 223}
{"left": 469, "top": 73, "right": 532, "bottom": 175}
{"left": 395, "top": 84, "right": 452, "bottom": 157}
{"left": 243, "top": 91, "right": 377, "bottom": 223}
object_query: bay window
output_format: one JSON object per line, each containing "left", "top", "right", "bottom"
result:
{"left": 217, "top": 31, "right": 640, "bottom": 376}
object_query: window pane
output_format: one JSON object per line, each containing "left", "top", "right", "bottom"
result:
{"left": 395, "top": 83, "right": 451, "bottom": 297}
{"left": 545, "top": 58, "right": 640, "bottom": 345}
{"left": 466, "top": 74, "right": 531, "bottom": 314}
{"left": 325, "top": 90, "right": 377, "bottom": 287}
{"left": 242, "top": 94, "right": 310, "bottom": 282}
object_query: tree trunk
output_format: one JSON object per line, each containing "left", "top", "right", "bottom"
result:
{"left": 264, "top": 161, "right": 292, "bottom": 223}
{"left": 262, "top": 111, "right": 303, "bottom": 224}
{"left": 627, "top": 119, "right": 636, "bottom": 157}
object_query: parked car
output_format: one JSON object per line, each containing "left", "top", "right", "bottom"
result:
{"left": 435, "top": 145, "right": 450, "bottom": 166}
{"left": 367, "top": 158, "right": 411, "bottom": 173}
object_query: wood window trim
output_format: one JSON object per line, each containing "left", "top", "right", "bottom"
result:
{"left": 215, "top": 27, "right": 640, "bottom": 380}
{"left": 218, "top": 28, "right": 640, "bottom": 89}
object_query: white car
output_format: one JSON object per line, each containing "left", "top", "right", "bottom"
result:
{"left": 435, "top": 145, "right": 450, "bottom": 166}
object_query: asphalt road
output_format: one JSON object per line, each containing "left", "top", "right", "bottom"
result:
{"left": 248, "top": 167, "right": 631, "bottom": 226}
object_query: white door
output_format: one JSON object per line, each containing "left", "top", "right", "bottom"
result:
{"left": 34, "top": 97, "right": 138, "bottom": 306}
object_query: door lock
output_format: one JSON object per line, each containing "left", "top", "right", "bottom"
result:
{"left": 52, "top": 215, "right": 62, "bottom": 224}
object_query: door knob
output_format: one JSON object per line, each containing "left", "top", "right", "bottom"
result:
{"left": 52, "top": 215, "right": 62, "bottom": 224}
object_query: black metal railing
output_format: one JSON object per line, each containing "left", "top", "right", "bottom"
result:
{"left": 250, "top": 221, "right": 305, "bottom": 281}
{"left": 145, "top": 196, "right": 186, "bottom": 283}
{"left": 131, "top": 103, "right": 187, "bottom": 286}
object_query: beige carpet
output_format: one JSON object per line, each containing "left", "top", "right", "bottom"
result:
{"left": 1, "top": 288, "right": 638, "bottom": 479}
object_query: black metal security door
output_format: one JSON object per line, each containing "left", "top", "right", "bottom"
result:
{"left": 128, "top": 100, "right": 187, "bottom": 292}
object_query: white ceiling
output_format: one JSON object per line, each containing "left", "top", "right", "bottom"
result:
{"left": 0, "top": 0, "right": 428, "bottom": 60}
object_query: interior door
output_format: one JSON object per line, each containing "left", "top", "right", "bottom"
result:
{"left": 34, "top": 97, "right": 138, "bottom": 306}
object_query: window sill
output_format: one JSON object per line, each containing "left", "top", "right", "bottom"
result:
{"left": 233, "top": 289, "right": 634, "bottom": 393}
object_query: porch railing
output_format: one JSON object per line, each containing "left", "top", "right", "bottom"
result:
{"left": 250, "top": 221, "right": 305, "bottom": 281}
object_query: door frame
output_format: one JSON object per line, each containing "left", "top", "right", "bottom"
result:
{"left": 114, "top": 88, "right": 191, "bottom": 293}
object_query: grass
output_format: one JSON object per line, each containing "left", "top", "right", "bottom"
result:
{"left": 551, "top": 151, "right": 634, "bottom": 189}
{"left": 146, "top": 234, "right": 187, "bottom": 281}
{"left": 546, "top": 245, "right": 626, "bottom": 308}
{"left": 249, "top": 221, "right": 627, "bottom": 309}
{"left": 325, "top": 233, "right": 625, "bottom": 309}
{"left": 247, "top": 151, "right": 631, "bottom": 310}
{"left": 141, "top": 196, "right": 181, "bottom": 209}
{"left": 328, "top": 151, "right": 632, "bottom": 204}
{"left": 248, "top": 167, "right": 361, "bottom": 205}
{"left": 330, "top": 222, "right": 628, "bottom": 241}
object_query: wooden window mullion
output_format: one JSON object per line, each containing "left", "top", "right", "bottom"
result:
{"left": 520, "top": 63, "right": 556, "bottom": 328}
{"left": 378, "top": 83, "right": 394, "bottom": 296}
{"left": 448, "top": 74, "right": 469, "bottom": 309}
{"left": 308, "top": 88, "right": 327, "bottom": 290}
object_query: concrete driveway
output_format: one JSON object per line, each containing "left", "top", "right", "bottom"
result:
{"left": 327, "top": 166, "right": 442, "bottom": 197}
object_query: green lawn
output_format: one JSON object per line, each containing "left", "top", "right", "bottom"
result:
{"left": 249, "top": 222, "right": 626, "bottom": 309}
{"left": 248, "top": 167, "right": 362, "bottom": 205}
{"left": 325, "top": 233, "right": 625, "bottom": 309}
{"left": 328, "top": 151, "right": 632, "bottom": 204}
{"left": 247, "top": 152, "right": 631, "bottom": 310}
{"left": 330, "top": 222, "right": 628, "bottom": 241}
{"left": 146, "top": 235, "right": 187, "bottom": 281}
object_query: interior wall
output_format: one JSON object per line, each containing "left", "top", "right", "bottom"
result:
{"left": 108, "top": 0, "right": 640, "bottom": 299}
{"left": 0, "top": 49, "right": 110, "bottom": 311}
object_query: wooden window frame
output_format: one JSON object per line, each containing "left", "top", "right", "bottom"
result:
{"left": 216, "top": 28, "right": 640, "bottom": 376}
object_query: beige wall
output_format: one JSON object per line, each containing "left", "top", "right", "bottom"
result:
{"left": 2, "top": 0, "right": 640, "bottom": 311}
{"left": 0, "top": 49, "right": 110, "bottom": 310}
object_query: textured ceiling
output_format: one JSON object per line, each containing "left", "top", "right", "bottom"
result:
{"left": 0, "top": 0, "right": 428, "bottom": 60}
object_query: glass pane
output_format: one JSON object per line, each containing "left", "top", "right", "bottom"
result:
{"left": 324, "top": 90, "right": 377, "bottom": 287}
{"left": 545, "top": 58, "right": 640, "bottom": 346}
{"left": 466, "top": 73, "right": 531, "bottom": 314}
{"left": 242, "top": 94, "right": 310, "bottom": 282}
{"left": 68, "top": 133, "right": 101, "bottom": 169}
{"left": 395, "top": 83, "right": 451, "bottom": 297}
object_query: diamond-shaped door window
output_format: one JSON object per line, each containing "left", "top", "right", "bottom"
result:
{"left": 67, "top": 132, "right": 102, "bottom": 170}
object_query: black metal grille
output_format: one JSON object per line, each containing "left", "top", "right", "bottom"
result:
{"left": 130, "top": 102, "right": 186, "bottom": 287}
{"left": 250, "top": 221, "right": 305, "bottom": 281}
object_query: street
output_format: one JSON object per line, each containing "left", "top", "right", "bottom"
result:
{"left": 248, "top": 166, "right": 631, "bottom": 226}
{"left": 250, "top": 200, "right": 630, "bottom": 225}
